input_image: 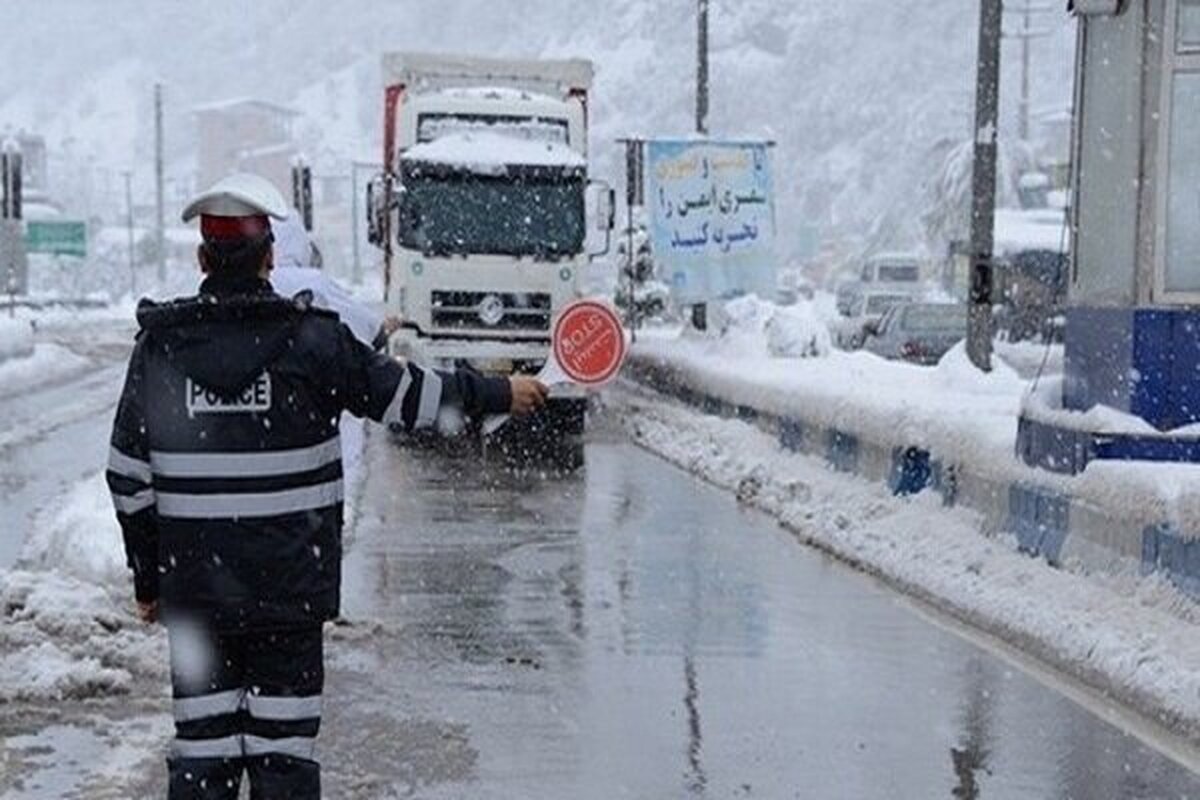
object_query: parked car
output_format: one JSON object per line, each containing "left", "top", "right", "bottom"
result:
{"left": 831, "top": 290, "right": 916, "bottom": 349}
{"left": 860, "top": 252, "right": 922, "bottom": 286}
{"left": 836, "top": 252, "right": 925, "bottom": 318}
{"left": 861, "top": 302, "right": 966, "bottom": 364}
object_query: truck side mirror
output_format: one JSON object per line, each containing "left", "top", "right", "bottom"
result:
{"left": 365, "top": 179, "right": 380, "bottom": 246}
{"left": 366, "top": 175, "right": 394, "bottom": 247}
{"left": 586, "top": 180, "right": 615, "bottom": 260}
{"left": 597, "top": 186, "right": 615, "bottom": 232}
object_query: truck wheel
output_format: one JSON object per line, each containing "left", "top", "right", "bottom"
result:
{"left": 546, "top": 397, "right": 588, "bottom": 437}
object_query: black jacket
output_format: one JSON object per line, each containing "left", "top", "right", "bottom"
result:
{"left": 106, "top": 275, "right": 511, "bottom": 631}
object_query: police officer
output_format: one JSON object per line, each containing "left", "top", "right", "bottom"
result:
{"left": 105, "top": 173, "right": 548, "bottom": 799}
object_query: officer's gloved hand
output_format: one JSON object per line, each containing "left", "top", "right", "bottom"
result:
{"left": 509, "top": 376, "right": 549, "bottom": 416}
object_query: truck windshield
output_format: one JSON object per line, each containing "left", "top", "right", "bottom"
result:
{"left": 399, "top": 167, "right": 585, "bottom": 259}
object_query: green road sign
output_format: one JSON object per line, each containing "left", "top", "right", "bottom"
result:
{"left": 26, "top": 220, "right": 87, "bottom": 257}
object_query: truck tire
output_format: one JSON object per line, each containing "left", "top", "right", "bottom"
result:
{"left": 546, "top": 397, "right": 587, "bottom": 437}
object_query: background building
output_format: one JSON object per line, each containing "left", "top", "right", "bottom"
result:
{"left": 194, "top": 98, "right": 299, "bottom": 195}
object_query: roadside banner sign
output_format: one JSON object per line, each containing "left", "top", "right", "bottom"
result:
{"left": 26, "top": 220, "right": 87, "bottom": 257}
{"left": 645, "top": 138, "right": 776, "bottom": 304}
{"left": 484, "top": 298, "right": 627, "bottom": 434}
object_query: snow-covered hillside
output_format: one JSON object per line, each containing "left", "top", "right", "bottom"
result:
{"left": 0, "top": 1, "right": 1075, "bottom": 260}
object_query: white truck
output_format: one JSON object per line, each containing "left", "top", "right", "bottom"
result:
{"left": 366, "top": 52, "right": 614, "bottom": 436}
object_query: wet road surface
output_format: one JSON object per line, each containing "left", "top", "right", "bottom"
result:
{"left": 2, "top": 405, "right": 1199, "bottom": 797}
{"left": 330, "top": 424, "right": 1200, "bottom": 799}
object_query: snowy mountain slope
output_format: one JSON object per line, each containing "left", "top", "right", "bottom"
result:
{"left": 0, "top": 1, "right": 1075, "bottom": 258}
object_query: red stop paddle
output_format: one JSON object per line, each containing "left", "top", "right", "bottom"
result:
{"left": 485, "top": 299, "right": 628, "bottom": 434}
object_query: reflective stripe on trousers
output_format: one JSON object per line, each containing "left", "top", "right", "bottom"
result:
{"left": 172, "top": 689, "right": 323, "bottom": 724}
{"left": 172, "top": 734, "right": 317, "bottom": 761}
{"left": 173, "top": 689, "right": 322, "bottom": 760}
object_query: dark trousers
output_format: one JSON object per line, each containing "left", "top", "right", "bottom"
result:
{"left": 166, "top": 623, "right": 324, "bottom": 800}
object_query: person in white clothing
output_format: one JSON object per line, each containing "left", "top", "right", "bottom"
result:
{"left": 270, "top": 213, "right": 400, "bottom": 349}
{"left": 270, "top": 213, "right": 403, "bottom": 468}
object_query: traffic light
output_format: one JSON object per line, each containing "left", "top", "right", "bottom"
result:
{"left": 1, "top": 148, "right": 22, "bottom": 221}
{"left": 291, "top": 160, "right": 313, "bottom": 232}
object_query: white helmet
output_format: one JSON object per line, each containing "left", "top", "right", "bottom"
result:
{"left": 181, "top": 173, "right": 289, "bottom": 223}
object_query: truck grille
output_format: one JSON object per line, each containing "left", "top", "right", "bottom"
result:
{"left": 430, "top": 291, "right": 552, "bottom": 332}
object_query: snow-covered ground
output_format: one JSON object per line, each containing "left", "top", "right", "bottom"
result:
{"left": 636, "top": 298, "right": 1029, "bottom": 464}
{"left": 0, "top": 318, "right": 34, "bottom": 363}
{"left": 612, "top": 387, "right": 1200, "bottom": 749}
{"left": 0, "top": 303, "right": 135, "bottom": 400}
{"left": 0, "top": 344, "right": 90, "bottom": 398}
{"left": 633, "top": 296, "right": 1200, "bottom": 538}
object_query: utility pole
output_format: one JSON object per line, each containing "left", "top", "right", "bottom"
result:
{"left": 1004, "top": 1, "right": 1054, "bottom": 141}
{"left": 124, "top": 171, "right": 136, "bottom": 297}
{"left": 619, "top": 138, "right": 644, "bottom": 337}
{"left": 693, "top": 0, "right": 710, "bottom": 331}
{"left": 154, "top": 82, "right": 166, "bottom": 285}
{"left": 967, "top": 0, "right": 1003, "bottom": 372}
{"left": 351, "top": 163, "right": 361, "bottom": 285}
{"left": 696, "top": 0, "right": 710, "bottom": 136}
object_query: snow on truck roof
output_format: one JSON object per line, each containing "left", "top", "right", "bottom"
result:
{"left": 436, "top": 86, "right": 562, "bottom": 104}
{"left": 382, "top": 52, "right": 593, "bottom": 96}
{"left": 402, "top": 131, "right": 585, "bottom": 174}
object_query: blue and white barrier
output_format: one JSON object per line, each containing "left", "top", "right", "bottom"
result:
{"left": 624, "top": 353, "right": 1200, "bottom": 601}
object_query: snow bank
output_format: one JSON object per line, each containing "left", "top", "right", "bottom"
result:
{"left": 932, "top": 340, "right": 1021, "bottom": 396}
{"left": 709, "top": 294, "right": 833, "bottom": 360}
{"left": 615, "top": 391, "right": 1200, "bottom": 746}
{"left": 765, "top": 304, "right": 832, "bottom": 359}
{"left": 0, "top": 569, "right": 165, "bottom": 702}
{"left": 0, "top": 344, "right": 92, "bottom": 401}
{"left": 0, "top": 316, "right": 97, "bottom": 397}
{"left": 994, "top": 207, "right": 1068, "bottom": 257}
{"left": 628, "top": 324, "right": 1200, "bottom": 561}
{"left": 0, "top": 317, "right": 34, "bottom": 363}
{"left": 21, "top": 473, "right": 127, "bottom": 587}
{"left": 636, "top": 324, "right": 1026, "bottom": 466}
{"left": 1022, "top": 376, "right": 1159, "bottom": 436}
{"left": 0, "top": 640, "right": 129, "bottom": 701}
{"left": 1, "top": 473, "right": 164, "bottom": 703}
